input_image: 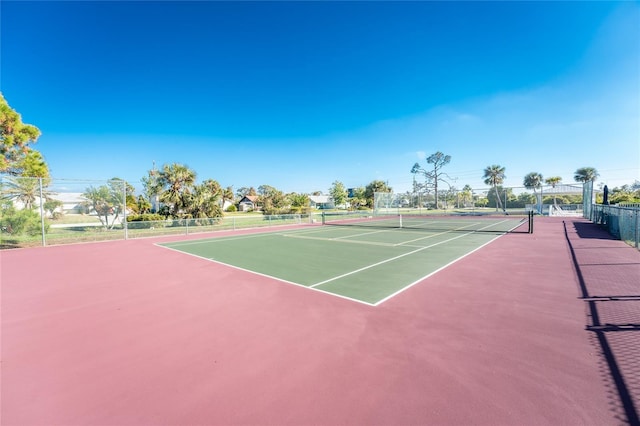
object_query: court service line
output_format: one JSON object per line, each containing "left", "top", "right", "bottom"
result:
{"left": 374, "top": 218, "right": 528, "bottom": 305}
{"left": 161, "top": 225, "right": 326, "bottom": 247}
{"left": 280, "top": 233, "right": 397, "bottom": 247}
{"left": 310, "top": 219, "right": 512, "bottom": 288}
{"left": 155, "top": 243, "right": 378, "bottom": 307}
{"left": 374, "top": 232, "right": 506, "bottom": 306}
{"left": 333, "top": 229, "right": 394, "bottom": 240}
{"left": 394, "top": 222, "right": 481, "bottom": 246}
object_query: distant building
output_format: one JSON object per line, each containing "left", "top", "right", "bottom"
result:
{"left": 54, "top": 192, "right": 87, "bottom": 214}
{"left": 309, "top": 195, "right": 334, "bottom": 209}
{"left": 11, "top": 192, "right": 87, "bottom": 215}
{"left": 238, "top": 195, "right": 259, "bottom": 212}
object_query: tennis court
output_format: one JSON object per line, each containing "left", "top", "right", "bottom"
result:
{"left": 160, "top": 214, "right": 530, "bottom": 305}
{"left": 3, "top": 216, "right": 634, "bottom": 425}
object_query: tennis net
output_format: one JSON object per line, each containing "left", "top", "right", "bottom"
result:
{"left": 322, "top": 211, "right": 533, "bottom": 234}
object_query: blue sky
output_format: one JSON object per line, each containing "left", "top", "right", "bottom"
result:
{"left": 1, "top": 1, "right": 638, "bottom": 194}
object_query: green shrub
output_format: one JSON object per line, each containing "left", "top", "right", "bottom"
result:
{"left": 127, "top": 213, "right": 165, "bottom": 222}
{"left": 126, "top": 213, "right": 166, "bottom": 229}
{"left": 0, "top": 203, "right": 49, "bottom": 236}
{"left": 226, "top": 204, "right": 237, "bottom": 212}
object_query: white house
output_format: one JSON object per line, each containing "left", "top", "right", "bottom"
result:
{"left": 237, "top": 195, "right": 259, "bottom": 212}
{"left": 309, "top": 195, "right": 334, "bottom": 210}
{"left": 53, "top": 192, "right": 87, "bottom": 214}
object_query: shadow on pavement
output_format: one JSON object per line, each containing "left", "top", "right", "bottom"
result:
{"left": 564, "top": 220, "right": 640, "bottom": 426}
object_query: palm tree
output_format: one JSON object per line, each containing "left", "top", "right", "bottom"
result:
{"left": 483, "top": 165, "right": 506, "bottom": 211}
{"left": 545, "top": 176, "right": 562, "bottom": 206}
{"left": 2, "top": 177, "right": 40, "bottom": 209}
{"left": 289, "top": 193, "right": 310, "bottom": 214}
{"left": 156, "top": 163, "right": 196, "bottom": 217}
{"left": 188, "top": 179, "right": 222, "bottom": 219}
{"left": 221, "top": 186, "right": 234, "bottom": 210}
{"left": 523, "top": 172, "right": 544, "bottom": 213}
{"left": 574, "top": 167, "right": 599, "bottom": 183}
{"left": 460, "top": 184, "right": 473, "bottom": 208}
{"left": 1, "top": 150, "right": 53, "bottom": 210}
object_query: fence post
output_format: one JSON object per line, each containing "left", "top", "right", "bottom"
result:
{"left": 633, "top": 208, "right": 640, "bottom": 248}
{"left": 39, "top": 177, "right": 46, "bottom": 246}
{"left": 123, "top": 180, "right": 128, "bottom": 240}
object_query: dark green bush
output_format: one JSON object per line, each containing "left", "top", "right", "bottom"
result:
{"left": 126, "top": 214, "right": 166, "bottom": 229}
{"left": 127, "top": 213, "right": 165, "bottom": 222}
{"left": 1, "top": 203, "right": 49, "bottom": 236}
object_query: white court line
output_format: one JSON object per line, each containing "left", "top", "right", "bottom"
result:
{"left": 373, "top": 218, "right": 526, "bottom": 305}
{"left": 281, "top": 233, "right": 397, "bottom": 247}
{"left": 373, "top": 233, "right": 505, "bottom": 306}
{"left": 333, "top": 229, "right": 394, "bottom": 240}
{"left": 158, "top": 218, "right": 519, "bottom": 306}
{"left": 309, "top": 219, "right": 512, "bottom": 289}
{"left": 162, "top": 226, "right": 327, "bottom": 247}
{"left": 394, "top": 222, "right": 481, "bottom": 246}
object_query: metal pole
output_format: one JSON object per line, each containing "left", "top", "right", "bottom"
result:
{"left": 633, "top": 209, "right": 640, "bottom": 248}
{"left": 504, "top": 189, "right": 507, "bottom": 213}
{"left": 122, "top": 180, "right": 128, "bottom": 240}
{"left": 39, "top": 177, "right": 46, "bottom": 246}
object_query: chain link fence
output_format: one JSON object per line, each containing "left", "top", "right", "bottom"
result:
{"left": 373, "top": 184, "right": 585, "bottom": 216}
{"left": 590, "top": 204, "right": 640, "bottom": 249}
{"left": 0, "top": 176, "right": 320, "bottom": 248}
{"left": 582, "top": 181, "right": 640, "bottom": 249}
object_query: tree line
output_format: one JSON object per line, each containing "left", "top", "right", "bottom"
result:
{"left": 410, "top": 151, "right": 635, "bottom": 211}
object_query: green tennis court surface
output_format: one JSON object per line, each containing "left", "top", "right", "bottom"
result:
{"left": 160, "top": 216, "right": 528, "bottom": 305}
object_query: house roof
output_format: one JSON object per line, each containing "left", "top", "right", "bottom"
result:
{"left": 52, "top": 192, "right": 86, "bottom": 203}
{"left": 309, "top": 195, "right": 332, "bottom": 203}
{"left": 239, "top": 195, "right": 258, "bottom": 203}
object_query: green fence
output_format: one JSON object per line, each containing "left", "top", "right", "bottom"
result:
{"left": 590, "top": 204, "right": 640, "bottom": 249}
{"left": 1, "top": 213, "right": 322, "bottom": 248}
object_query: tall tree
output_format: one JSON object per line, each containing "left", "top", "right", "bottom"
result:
{"left": 156, "top": 163, "right": 197, "bottom": 217}
{"left": 349, "top": 187, "right": 366, "bottom": 210}
{"left": 136, "top": 195, "right": 152, "bottom": 214}
{"left": 574, "top": 167, "right": 599, "bottom": 183}
{"left": 82, "top": 178, "right": 130, "bottom": 229}
{"left": 411, "top": 151, "right": 454, "bottom": 209}
{"left": 236, "top": 186, "right": 257, "bottom": 198}
{"left": 460, "top": 184, "right": 473, "bottom": 208}
{"left": 2, "top": 177, "right": 41, "bottom": 210}
{"left": 257, "top": 184, "right": 286, "bottom": 214}
{"left": 141, "top": 165, "right": 161, "bottom": 212}
{"left": 1, "top": 151, "right": 53, "bottom": 214}
{"left": 483, "top": 165, "right": 506, "bottom": 211}
{"left": 364, "top": 180, "right": 392, "bottom": 208}
{"left": 18, "top": 150, "right": 50, "bottom": 179}
{"left": 221, "top": 186, "right": 234, "bottom": 209}
{"left": 288, "top": 193, "right": 310, "bottom": 213}
{"left": 523, "top": 172, "right": 544, "bottom": 213}
{"left": 1, "top": 155, "right": 54, "bottom": 210}
{"left": 329, "top": 181, "right": 347, "bottom": 208}
{"left": 0, "top": 93, "right": 43, "bottom": 175}
{"left": 545, "top": 176, "right": 562, "bottom": 206}
{"left": 188, "top": 179, "right": 222, "bottom": 218}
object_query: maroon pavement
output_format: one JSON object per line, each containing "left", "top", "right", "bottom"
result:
{"left": 1, "top": 217, "right": 632, "bottom": 425}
